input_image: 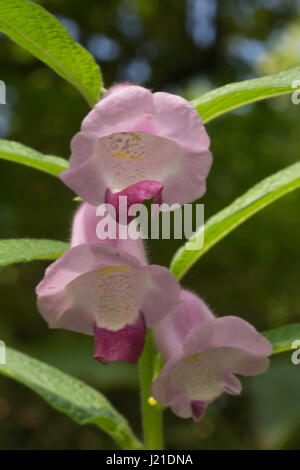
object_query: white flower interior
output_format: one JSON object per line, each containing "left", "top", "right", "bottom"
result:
{"left": 173, "top": 352, "right": 223, "bottom": 401}
{"left": 99, "top": 131, "right": 182, "bottom": 192}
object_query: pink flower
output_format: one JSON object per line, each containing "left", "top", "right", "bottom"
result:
{"left": 36, "top": 203, "right": 180, "bottom": 364}
{"left": 60, "top": 85, "right": 212, "bottom": 213}
{"left": 152, "top": 290, "right": 272, "bottom": 421}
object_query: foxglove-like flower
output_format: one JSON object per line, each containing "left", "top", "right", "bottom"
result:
{"left": 152, "top": 290, "right": 272, "bottom": 421}
{"left": 60, "top": 84, "right": 212, "bottom": 213}
{"left": 36, "top": 203, "right": 180, "bottom": 364}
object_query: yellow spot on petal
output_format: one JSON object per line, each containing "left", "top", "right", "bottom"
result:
{"left": 111, "top": 150, "right": 144, "bottom": 161}
{"left": 98, "top": 265, "right": 130, "bottom": 276}
{"left": 148, "top": 397, "right": 158, "bottom": 406}
{"left": 185, "top": 353, "right": 202, "bottom": 364}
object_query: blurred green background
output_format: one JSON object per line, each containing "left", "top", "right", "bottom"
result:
{"left": 0, "top": 0, "right": 300, "bottom": 450}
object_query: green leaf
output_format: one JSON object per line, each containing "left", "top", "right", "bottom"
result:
{"left": 0, "top": 239, "right": 69, "bottom": 266}
{"left": 0, "top": 0, "right": 102, "bottom": 106}
{"left": 0, "top": 140, "right": 69, "bottom": 176}
{"left": 0, "top": 348, "right": 143, "bottom": 449}
{"left": 192, "top": 66, "right": 300, "bottom": 123}
{"left": 263, "top": 324, "right": 300, "bottom": 355}
{"left": 171, "top": 161, "right": 300, "bottom": 280}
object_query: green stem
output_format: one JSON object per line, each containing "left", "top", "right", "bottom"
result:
{"left": 139, "top": 330, "right": 164, "bottom": 450}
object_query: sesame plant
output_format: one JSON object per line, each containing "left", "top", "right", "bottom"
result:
{"left": 1, "top": 0, "right": 300, "bottom": 451}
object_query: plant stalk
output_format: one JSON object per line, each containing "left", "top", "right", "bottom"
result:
{"left": 139, "top": 330, "right": 164, "bottom": 450}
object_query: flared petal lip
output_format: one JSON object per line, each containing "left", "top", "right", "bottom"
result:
{"left": 152, "top": 309, "right": 272, "bottom": 421}
{"left": 93, "top": 312, "right": 146, "bottom": 365}
{"left": 78, "top": 85, "right": 209, "bottom": 151}
{"left": 60, "top": 84, "right": 212, "bottom": 206}
{"left": 183, "top": 316, "right": 273, "bottom": 358}
{"left": 36, "top": 242, "right": 180, "bottom": 333}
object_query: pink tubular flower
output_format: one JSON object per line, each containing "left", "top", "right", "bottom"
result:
{"left": 60, "top": 84, "right": 212, "bottom": 212}
{"left": 152, "top": 290, "right": 272, "bottom": 421}
{"left": 36, "top": 203, "right": 180, "bottom": 364}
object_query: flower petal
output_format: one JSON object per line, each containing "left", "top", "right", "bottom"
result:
{"left": 223, "top": 370, "right": 242, "bottom": 395}
{"left": 184, "top": 316, "right": 272, "bottom": 358}
{"left": 36, "top": 243, "right": 146, "bottom": 334}
{"left": 94, "top": 312, "right": 146, "bottom": 364}
{"left": 151, "top": 295, "right": 271, "bottom": 421}
{"left": 81, "top": 85, "right": 154, "bottom": 135}
{"left": 151, "top": 357, "right": 207, "bottom": 420}
{"left": 36, "top": 243, "right": 179, "bottom": 335}
{"left": 60, "top": 85, "right": 212, "bottom": 207}
{"left": 171, "top": 352, "right": 225, "bottom": 402}
{"left": 106, "top": 180, "right": 163, "bottom": 223}
{"left": 152, "top": 91, "right": 210, "bottom": 152}
{"left": 223, "top": 349, "right": 270, "bottom": 377}
{"left": 141, "top": 265, "right": 181, "bottom": 326}
{"left": 71, "top": 201, "right": 100, "bottom": 246}
{"left": 191, "top": 401, "right": 207, "bottom": 422}
{"left": 172, "top": 347, "right": 269, "bottom": 403}
{"left": 151, "top": 357, "right": 181, "bottom": 407}
{"left": 101, "top": 83, "right": 133, "bottom": 101}
{"left": 153, "top": 290, "right": 215, "bottom": 360}
{"left": 60, "top": 132, "right": 108, "bottom": 206}
{"left": 71, "top": 202, "right": 147, "bottom": 264}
